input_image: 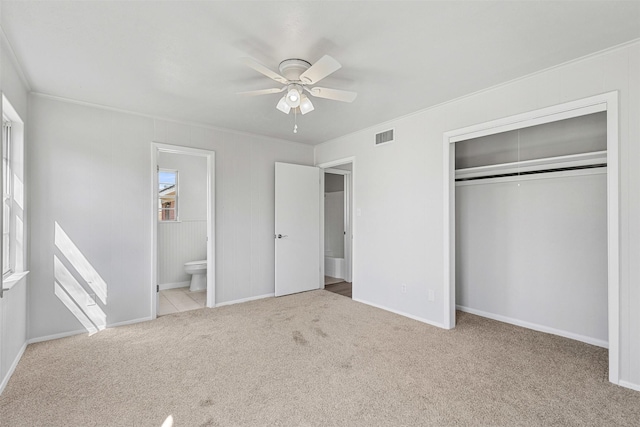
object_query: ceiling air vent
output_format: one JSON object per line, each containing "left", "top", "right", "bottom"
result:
{"left": 375, "top": 128, "right": 395, "bottom": 146}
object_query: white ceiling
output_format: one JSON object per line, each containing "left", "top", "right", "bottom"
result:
{"left": 2, "top": 1, "right": 639, "bottom": 145}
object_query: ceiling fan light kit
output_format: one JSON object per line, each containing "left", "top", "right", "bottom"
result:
{"left": 239, "top": 55, "right": 357, "bottom": 132}
{"left": 299, "top": 95, "right": 314, "bottom": 115}
{"left": 276, "top": 96, "right": 291, "bottom": 114}
{"left": 285, "top": 84, "right": 303, "bottom": 108}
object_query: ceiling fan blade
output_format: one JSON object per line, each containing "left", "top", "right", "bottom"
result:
{"left": 237, "top": 87, "right": 285, "bottom": 97}
{"left": 299, "top": 55, "right": 342, "bottom": 85}
{"left": 240, "top": 57, "right": 288, "bottom": 84}
{"left": 306, "top": 87, "right": 358, "bottom": 103}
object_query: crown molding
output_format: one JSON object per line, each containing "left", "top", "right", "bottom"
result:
{"left": 30, "top": 92, "right": 309, "bottom": 147}
{"left": 317, "top": 38, "right": 640, "bottom": 147}
{"left": 0, "top": 24, "right": 32, "bottom": 92}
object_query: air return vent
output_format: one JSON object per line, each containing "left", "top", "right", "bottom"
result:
{"left": 375, "top": 128, "right": 395, "bottom": 146}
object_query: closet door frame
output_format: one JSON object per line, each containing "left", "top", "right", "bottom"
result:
{"left": 442, "top": 91, "right": 619, "bottom": 384}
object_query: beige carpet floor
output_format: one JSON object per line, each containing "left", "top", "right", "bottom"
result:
{"left": 1, "top": 290, "right": 639, "bottom": 426}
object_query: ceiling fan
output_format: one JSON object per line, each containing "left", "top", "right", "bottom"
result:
{"left": 238, "top": 55, "right": 357, "bottom": 120}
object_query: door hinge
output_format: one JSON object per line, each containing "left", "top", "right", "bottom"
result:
{"left": 157, "top": 165, "right": 160, "bottom": 172}
{"left": 157, "top": 285, "right": 160, "bottom": 292}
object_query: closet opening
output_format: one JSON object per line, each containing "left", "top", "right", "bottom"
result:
{"left": 443, "top": 92, "right": 620, "bottom": 384}
{"left": 455, "top": 111, "right": 608, "bottom": 348}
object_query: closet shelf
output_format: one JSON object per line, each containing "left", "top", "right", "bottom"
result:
{"left": 455, "top": 150, "right": 607, "bottom": 180}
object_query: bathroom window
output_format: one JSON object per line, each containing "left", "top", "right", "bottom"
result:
{"left": 158, "top": 169, "right": 178, "bottom": 221}
{"left": 2, "top": 115, "right": 11, "bottom": 274}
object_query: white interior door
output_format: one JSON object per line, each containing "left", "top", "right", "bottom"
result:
{"left": 275, "top": 162, "right": 320, "bottom": 297}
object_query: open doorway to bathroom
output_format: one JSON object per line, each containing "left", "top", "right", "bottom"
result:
{"left": 323, "top": 163, "right": 353, "bottom": 299}
{"left": 151, "top": 143, "right": 215, "bottom": 318}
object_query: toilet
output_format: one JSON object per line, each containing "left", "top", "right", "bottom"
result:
{"left": 184, "top": 260, "right": 207, "bottom": 292}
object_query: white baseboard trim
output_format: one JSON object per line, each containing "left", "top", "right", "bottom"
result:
{"left": 159, "top": 281, "right": 190, "bottom": 291}
{"left": 619, "top": 380, "right": 640, "bottom": 392}
{"left": 107, "top": 316, "right": 153, "bottom": 328}
{"left": 28, "top": 329, "right": 87, "bottom": 344}
{"left": 215, "top": 293, "right": 274, "bottom": 308}
{"left": 353, "top": 297, "right": 445, "bottom": 329}
{"left": 456, "top": 305, "right": 608, "bottom": 348}
{"left": 0, "top": 342, "right": 27, "bottom": 395}
{"left": 28, "top": 316, "right": 153, "bottom": 345}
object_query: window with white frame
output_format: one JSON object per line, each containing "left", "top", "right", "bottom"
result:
{"left": 2, "top": 115, "right": 12, "bottom": 275}
{"left": 0, "top": 95, "right": 27, "bottom": 294}
{"left": 158, "top": 169, "right": 178, "bottom": 221}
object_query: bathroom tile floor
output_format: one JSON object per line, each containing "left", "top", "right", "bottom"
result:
{"left": 158, "top": 287, "right": 206, "bottom": 316}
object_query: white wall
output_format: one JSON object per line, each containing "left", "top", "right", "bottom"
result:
{"left": 27, "top": 95, "right": 314, "bottom": 340}
{"left": 314, "top": 42, "right": 640, "bottom": 386}
{"left": 456, "top": 171, "right": 608, "bottom": 345}
{"left": 0, "top": 29, "right": 30, "bottom": 393}
{"left": 157, "top": 152, "right": 207, "bottom": 285}
{"left": 324, "top": 191, "right": 344, "bottom": 258}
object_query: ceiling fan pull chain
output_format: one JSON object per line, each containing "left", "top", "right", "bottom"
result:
{"left": 293, "top": 108, "right": 298, "bottom": 133}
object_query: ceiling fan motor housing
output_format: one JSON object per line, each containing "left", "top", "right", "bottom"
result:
{"left": 278, "top": 59, "right": 311, "bottom": 82}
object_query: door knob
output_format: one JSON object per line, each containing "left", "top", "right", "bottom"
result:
{"left": 275, "top": 234, "right": 288, "bottom": 239}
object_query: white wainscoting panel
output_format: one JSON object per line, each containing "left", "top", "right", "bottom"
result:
{"left": 158, "top": 220, "right": 207, "bottom": 285}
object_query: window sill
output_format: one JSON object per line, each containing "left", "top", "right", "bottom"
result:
{"left": 2, "top": 271, "right": 29, "bottom": 292}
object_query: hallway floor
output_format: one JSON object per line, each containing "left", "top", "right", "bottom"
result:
{"left": 325, "top": 281, "right": 352, "bottom": 298}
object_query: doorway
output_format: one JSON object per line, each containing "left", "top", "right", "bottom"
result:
{"left": 319, "top": 160, "right": 354, "bottom": 299}
{"left": 151, "top": 143, "right": 215, "bottom": 318}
